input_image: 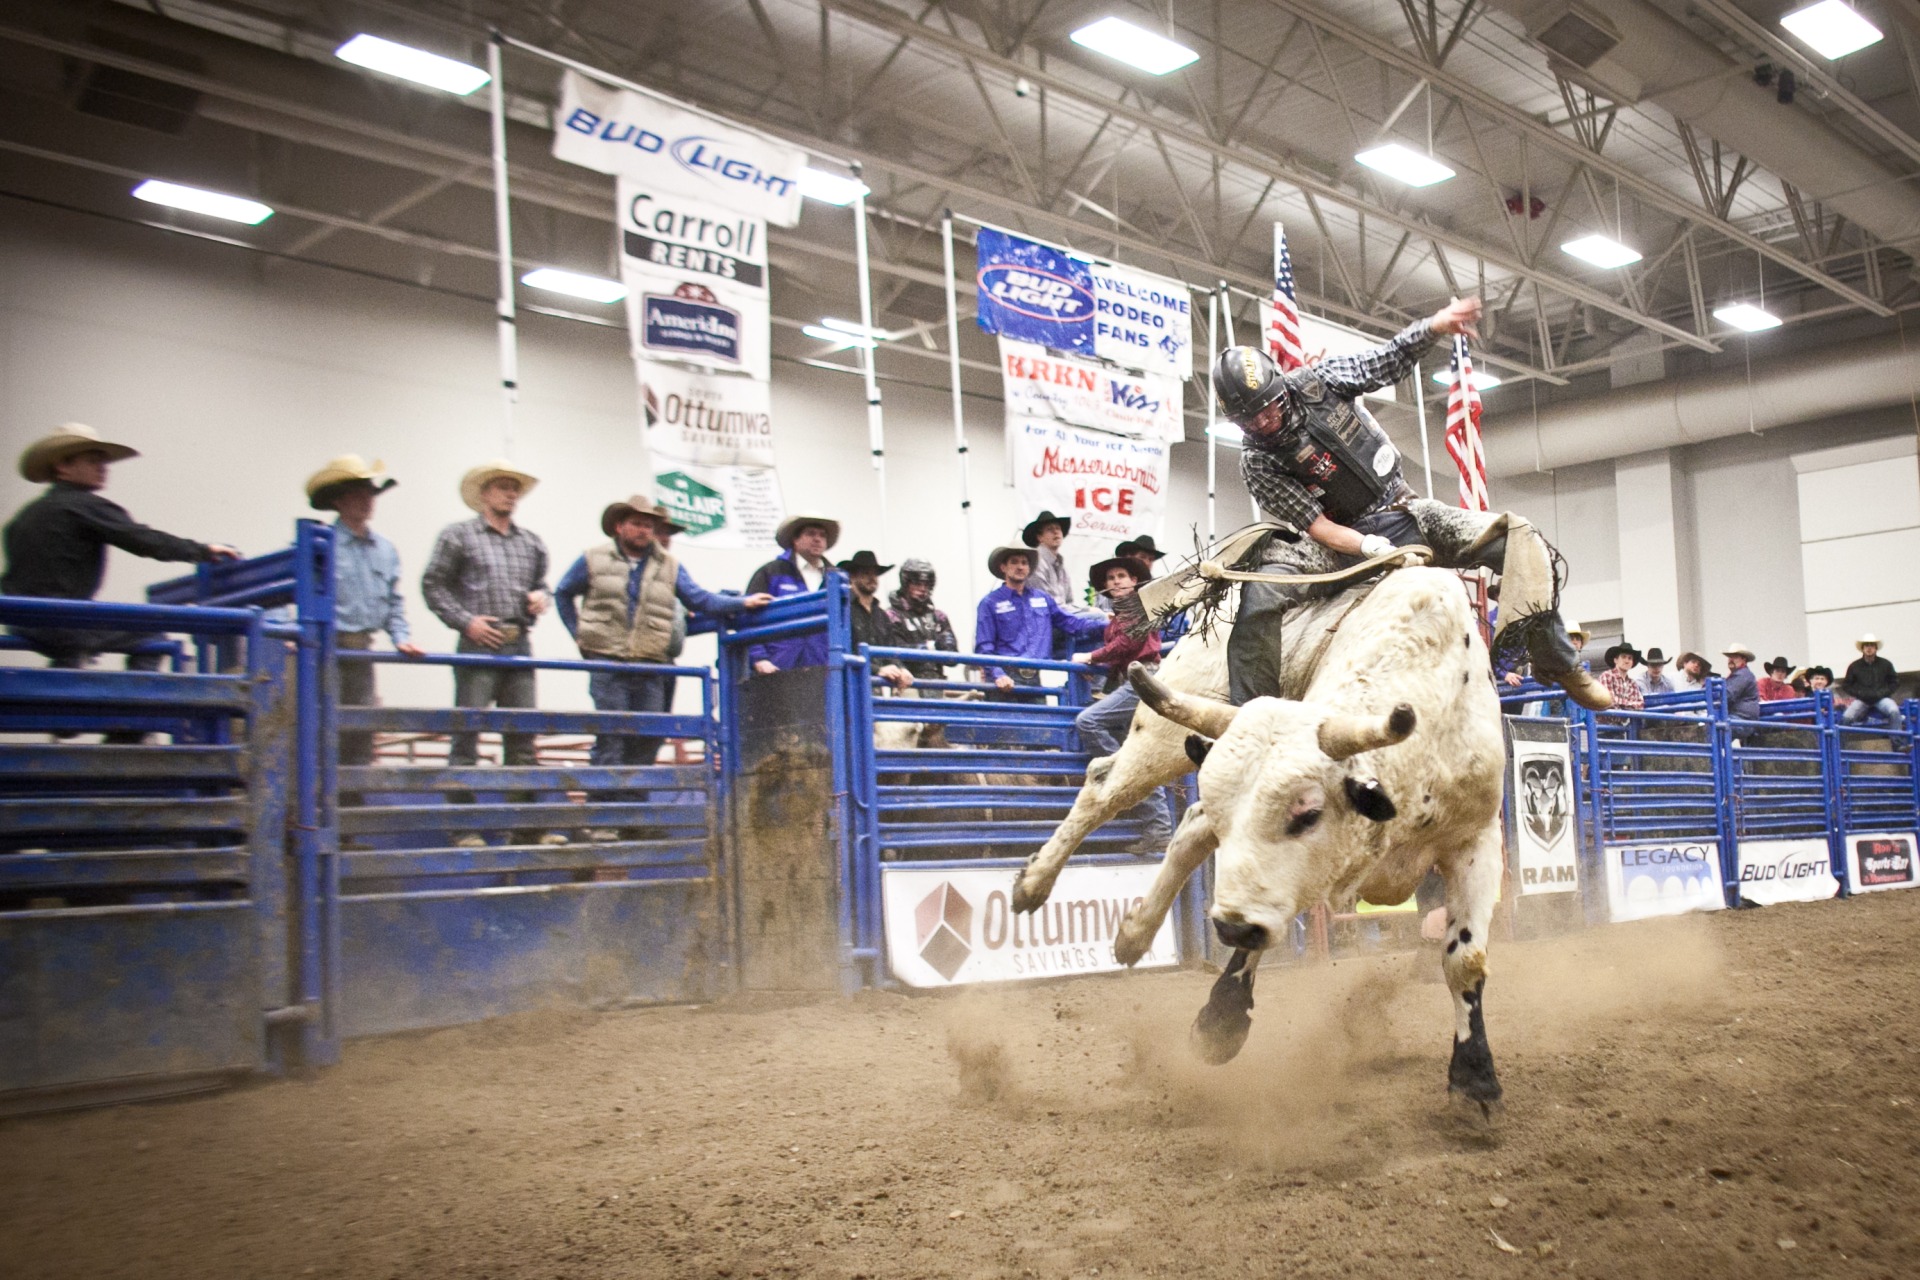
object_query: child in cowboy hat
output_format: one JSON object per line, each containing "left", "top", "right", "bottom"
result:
{"left": 3, "top": 423, "right": 239, "bottom": 681}
{"left": 1069, "top": 553, "right": 1173, "bottom": 850}
{"left": 1757, "top": 655, "right": 1798, "bottom": 702}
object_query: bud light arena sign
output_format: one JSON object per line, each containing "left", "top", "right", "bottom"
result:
{"left": 880, "top": 864, "right": 1178, "bottom": 987}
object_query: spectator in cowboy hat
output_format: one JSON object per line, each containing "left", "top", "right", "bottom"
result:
{"left": 836, "top": 549, "right": 912, "bottom": 690}
{"left": 1675, "top": 651, "right": 1714, "bottom": 691}
{"left": 1841, "top": 633, "right": 1900, "bottom": 726}
{"left": 974, "top": 542, "right": 1106, "bottom": 695}
{"left": 745, "top": 513, "right": 840, "bottom": 673}
{"left": 556, "top": 494, "right": 772, "bottom": 784}
{"left": 1114, "top": 535, "right": 1167, "bottom": 572}
{"left": 1022, "top": 509, "right": 1105, "bottom": 651}
{"left": 1633, "top": 646, "right": 1675, "bottom": 697}
{"left": 1804, "top": 665, "right": 1835, "bottom": 695}
{"left": 305, "top": 455, "right": 422, "bottom": 786}
{"left": 1758, "top": 655, "right": 1798, "bottom": 702}
{"left": 3, "top": 424, "right": 239, "bottom": 685}
{"left": 421, "top": 460, "right": 558, "bottom": 846}
{"left": 1598, "top": 643, "right": 1645, "bottom": 710}
{"left": 1109, "top": 534, "right": 1190, "bottom": 645}
{"left": 1721, "top": 643, "right": 1761, "bottom": 720}
{"left": 1071, "top": 554, "right": 1172, "bottom": 850}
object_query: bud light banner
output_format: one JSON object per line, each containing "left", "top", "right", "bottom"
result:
{"left": 653, "top": 462, "right": 783, "bottom": 550}
{"left": 641, "top": 363, "right": 776, "bottom": 468}
{"left": 998, "top": 339, "right": 1183, "bottom": 443}
{"left": 881, "top": 863, "right": 1177, "bottom": 987}
{"left": 1603, "top": 840, "right": 1726, "bottom": 922}
{"left": 1009, "top": 419, "right": 1169, "bottom": 554}
{"left": 1090, "top": 261, "right": 1192, "bottom": 380}
{"left": 1735, "top": 838, "right": 1839, "bottom": 907}
{"left": 1845, "top": 832, "right": 1919, "bottom": 893}
{"left": 553, "top": 71, "right": 805, "bottom": 226}
{"left": 974, "top": 228, "right": 1097, "bottom": 355}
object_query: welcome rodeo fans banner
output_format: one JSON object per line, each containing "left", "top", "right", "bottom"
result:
{"left": 1009, "top": 419, "right": 1170, "bottom": 555}
{"left": 880, "top": 863, "right": 1177, "bottom": 987}
{"left": 997, "top": 339, "right": 1184, "bottom": 443}
{"left": 974, "top": 228, "right": 1192, "bottom": 379}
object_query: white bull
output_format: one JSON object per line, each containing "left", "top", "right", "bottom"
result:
{"left": 1011, "top": 568, "right": 1508, "bottom": 1111}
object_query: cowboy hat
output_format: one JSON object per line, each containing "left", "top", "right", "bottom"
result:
{"left": 775, "top": 513, "right": 841, "bottom": 551}
{"left": 1642, "top": 646, "right": 1669, "bottom": 665}
{"left": 1602, "top": 643, "right": 1641, "bottom": 668}
{"left": 1764, "top": 655, "right": 1792, "bottom": 675}
{"left": 835, "top": 550, "right": 894, "bottom": 575}
{"left": 987, "top": 544, "right": 1034, "bottom": 580}
{"left": 1115, "top": 535, "right": 1166, "bottom": 561}
{"left": 1021, "top": 509, "right": 1072, "bottom": 547}
{"left": 1089, "top": 555, "right": 1152, "bottom": 592}
{"left": 1721, "top": 642, "right": 1756, "bottom": 661}
{"left": 1676, "top": 651, "right": 1715, "bottom": 674}
{"left": 305, "top": 455, "right": 396, "bottom": 511}
{"left": 20, "top": 423, "right": 139, "bottom": 483}
{"left": 459, "top": 460, "right": 539, "bottom": 512}
{"left": 1566, "top": 622, "right": 1591, "bottom": 644}
{"left": 600, "top": 493, "right": 686, "bottom": 538}
{"left": 1856, "top": 633, "right": 1884, "bottom": 650}
{"left": 1805, "top": 666, "right": 1834, "bottom": 683}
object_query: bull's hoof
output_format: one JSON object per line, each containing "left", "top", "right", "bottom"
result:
{"left": 1448, "top": 1089, "right": 1506, "bottom": 1129}
{"left": 1112, "top": 914, "right": 1154, "bottom": 967}
{"left": 1009, "top": 868, "right": 1052, "bottom": 915}
{"left": 1189, "top": 969, "right": 1254, "bottom": 1065}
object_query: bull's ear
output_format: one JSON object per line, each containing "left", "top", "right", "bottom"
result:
{"left": 1343, "top": 775, "right": 1397, "bottom": 822}
{"left": 1184, "top": 734, "right": 1213, "bottom": 767}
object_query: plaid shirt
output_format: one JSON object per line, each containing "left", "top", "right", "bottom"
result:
{"left": 420, "top": 516, "right": 549, "bottom": 633}
{"left": 1240, "top": 318, "right": 1438, "bottom": 530}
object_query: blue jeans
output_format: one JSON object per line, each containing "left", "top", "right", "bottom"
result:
{"left": 1075, "top": 683, "right": 1173, "bottom": 839}
{"left": 1843, "top": 696, "right": 1901, "bottom": 726}
{"left": 586, "top": 664, "right": 675, "bottom": 767}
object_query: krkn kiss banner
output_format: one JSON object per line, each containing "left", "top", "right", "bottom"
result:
{"left": 997, "top": 339, "right": 1183, "bottom": 443}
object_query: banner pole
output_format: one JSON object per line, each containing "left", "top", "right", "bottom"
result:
{"left": 1206, "top": 286, "right": 1218, "bottom": 544}
{"left": 941, "top": 209, "right": 977, "bottom": 604}
{"left": 486, "top": 33, "right": 519, "bottom": 456}
{"left": 852, "top": 170, "right": 888, "bottom": 555}
{"left": 1416, "top": 363, "right": 1435, "bottom": 499}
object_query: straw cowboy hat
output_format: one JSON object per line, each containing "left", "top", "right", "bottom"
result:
{"left": 459, "top": 460, "right": 539, "bottom": 512}
{"left": 775, "top": 513, "right": 841, "bottom": 551}
{"left": 600, "top": 493, "right": 686, "bottom": 538}
{"left": 1856, "top": 633, "right": 1884, "bottom": 651}
{"left": 1566, "top": 622, "right": 1591, "bottom": 644}
{"left": 1089, "top": 555, "right": 1152, "bottom": 592}
{"left": 835, "top": 550, "right": 894, "bottom": 575}
{"left": 305, "top": 455, "right": 396, "bottom": 511}
{"left": 1021, "top": 509, "right": 1072, "bottom": 547}
{"left": 987, "top": 543, "right": 1035, "bottom": 580}
{"left": 1721, "top": 642, "right": 1756, "bottom": 661}
{"left": 19, "top": 423, "right": 139, "bottom": 483}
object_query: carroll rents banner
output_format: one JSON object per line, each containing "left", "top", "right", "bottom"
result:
{"left": 998, "top": 339, "right": 1183, "bottom": 443}
{"left": 620, "top": 186, "right": 772, "bottom": 382}
{"left": 1510, "top": 737, "right": 1578, "bottom": 895}
{"left": 1735, "top": 838, "right": 1839, "bottom": 906}
{"left": 881, "top": 863, "right": 1178, "bottom": 987}
{"left": 1845, "top": 832, "right": 1920, "bottom": 893}
{"left": 1603, "top": 840, "right": 1725, "bottom": 922}
{"left": 1009, "top": 419, "right": 1169, "bottom": 551}
{"left": 553, "top": 71, "right": 806, "bottom": 226}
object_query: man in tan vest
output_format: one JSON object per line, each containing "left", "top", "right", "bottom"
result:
{"left": 556, "top": 495, "right": 772, "bottom": 774}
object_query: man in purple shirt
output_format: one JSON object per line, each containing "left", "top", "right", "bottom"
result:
{"left": 973, "top": 543, "right": 1106, "bottom": 694}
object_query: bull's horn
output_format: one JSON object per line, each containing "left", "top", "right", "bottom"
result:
{"left": 1317, "top": 703, "right": 1418, "bottom": 760}
{"left": 1128, "top": 662, "right": 1239, "bottom": 739}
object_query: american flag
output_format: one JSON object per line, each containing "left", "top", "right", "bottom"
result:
{"left": 1444, "top": 334, "right": 1491, "bottom": 512}
{"left": 1267, "top": 223, "right": 1307, "bottom": 370}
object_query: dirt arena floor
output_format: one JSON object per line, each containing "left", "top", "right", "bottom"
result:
{"left": 7, "top": 889, "right": 1920, "bottom": 1280}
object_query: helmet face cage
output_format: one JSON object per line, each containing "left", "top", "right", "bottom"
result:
{"left": 899, "top": 558, "right": 936, "bottom": 590}
{"left": 1211, "top": 345, "right": 1288, "bottom": 427}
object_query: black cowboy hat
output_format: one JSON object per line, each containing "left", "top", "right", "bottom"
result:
{"left": 1764, "top": 655, "right": 1792, "bottom": 675}
{"left": 1642, "top": 646, "right": 1669, "bottom": 665}
{"left": 1089, "top": 556, "right": 1152, "bottom": 592}
{"left": 1021, "top": 510, "right": 1071, "bottom": 547}
{"left": 1805, "top": 665, "right": 1834, "bottom": 683}
{"left": 987, "top": 544, "right": 1033, "bottom": 580}
{"left": 1114, "top": 535, "right": 1166, "bottom": 561}
{"left": 1603, "top": 643, "right": 1642, "bottom": 667}
{"left": 834, "top": 550, "right": 894, "bottom": 574}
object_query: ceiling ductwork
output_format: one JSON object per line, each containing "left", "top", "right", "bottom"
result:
{"left": 1491, "top": 0, "right": 1920, "bottom": 257}
{"left": 1480, "top": 331, "right": 1920, "bottom": 476}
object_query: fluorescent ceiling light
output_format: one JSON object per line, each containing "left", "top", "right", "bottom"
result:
{"left": 1713, "top": 302, "right": 1783, "bottom": 332}
{"left": 1560, "top": 234, "right": 1642, "bottom": 269}
{"left": 799, "top": 167, "right": 870, "bottom": 206}
{"left": 1779, "top": 1, "right": 1883, "bottom": 59}
{"left": 520, "top": 268, "right": 626, "bottom": 304}
{"left": 803, "top": 323, "right": 878, "bottom": 349}
{"left": 334, "top": 33, "right": 490, "bottom": 95}
{"left": 1430, "top": 367, "right": 1505, "bottom": 390}
{"left": 1353, "top": 143, "right": 1455, "bottom": 188}
{"left": 131, "top": 179, "right": 273, "bottom": 225}
{"left": 1069, "top": 16, "right": 1200, "bottom": 75}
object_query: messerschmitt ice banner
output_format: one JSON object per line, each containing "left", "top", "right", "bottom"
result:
{"left": 1010, "top": 419, "right": 1169, "bottom": 548}
{"left": 553, "top": 71, "right": 805, "bottom": 226}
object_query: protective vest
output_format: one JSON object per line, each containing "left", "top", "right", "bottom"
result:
{"left": 1278, "top": 370, "right": 1400, "bottom": 522}
{"left": 574, "top": 542, "right": 680, "bottom": 661}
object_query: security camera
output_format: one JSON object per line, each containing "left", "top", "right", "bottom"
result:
{"left": 1014, "top": 76, "right": 1034, "bottom": 98}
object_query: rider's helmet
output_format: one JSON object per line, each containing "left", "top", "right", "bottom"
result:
{"left": 898, "top": 558, "right": 937, "bottom": 591}
{"left": 1210, "top": 345, "right": 1290, "bottom": 442}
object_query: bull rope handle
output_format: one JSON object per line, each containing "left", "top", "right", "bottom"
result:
{"left": 1196, "top": 544, "right": 1433, "bottom": 588}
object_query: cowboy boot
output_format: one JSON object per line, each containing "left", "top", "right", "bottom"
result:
{"left": 1488, "top": 515, "right": 1613, "bottom": 712}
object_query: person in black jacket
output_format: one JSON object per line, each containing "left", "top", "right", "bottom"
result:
{"left": 3, "top": 424, "right": 237, "bottom": 670}
{"left": 1841, "top": 634, "right": 1901, "bottom": 726}
{"left": 884, "top": 558, "right": 957, "bottom": 681}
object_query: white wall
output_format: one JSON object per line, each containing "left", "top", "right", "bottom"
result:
{"left": 0, "top": 202, "right": 1248, "bottom": 707}
{"left": 1795, "top": 435, "right": 1920, "bottom": 663}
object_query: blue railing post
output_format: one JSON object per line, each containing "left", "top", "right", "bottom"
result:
{"left": 290, "top": 519, "right": 339, "bottom": 1065}
{"left": 1816, "top": 689, "right": 1849, "bottom": 895}
{"left": 1907, "top": 699, "right": 1920, "bottom": 836}
{"left": 1706, "top": 676, "right": 1738, "bottom": 903}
